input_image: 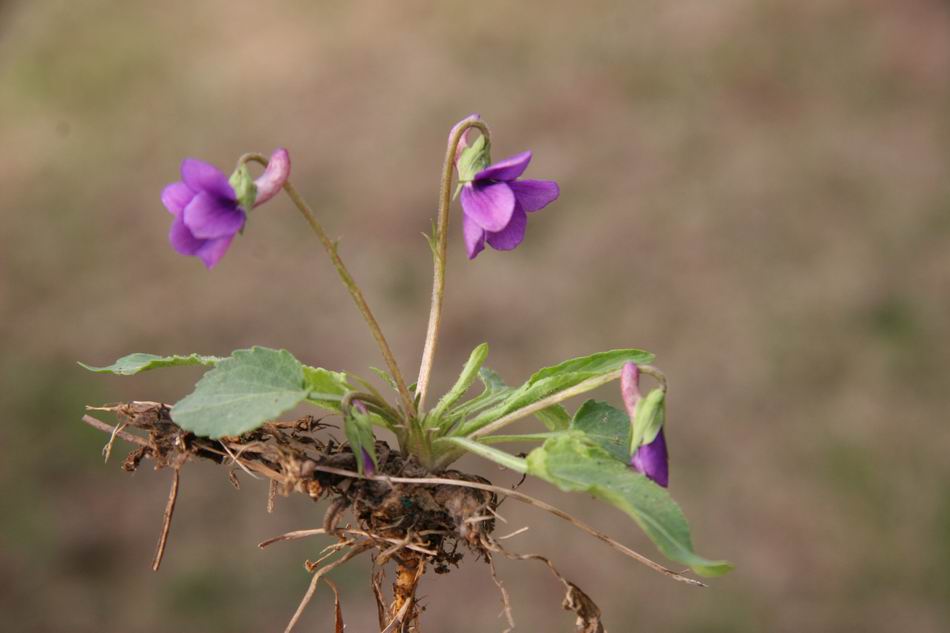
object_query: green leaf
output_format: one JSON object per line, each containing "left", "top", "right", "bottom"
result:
{"left": 445, "top": 366, "right": 569, "bottom": 432}
{"left": 526, "top": 434, "right": 732, "bottom": 577}
{"left": 535, "top": 404, "right": 570, "bottom": 431}
{"left": 444, "top": 366, "right": 513, "bottom": 422}
{"left": 440, "top": 437, "right": 527, "bottom": 473}
{"left": 79, "top": 353, "right": 221, "bottom": 375}
{"left": 571, "top": 400, "right": 631, "bottom": 462}
{"left": 303, "top": 366, "right": 351, "bottom": 411}
{"left": 370, "top": 366, "right": 399, "bottom": 391}
{"left": 527, "top": 348, "right": 654, "bottom": 386}
{"left": 457, "top": 349, "right": 654, "bottom": 436}
{"left": 171, "top": 347, "right": 309, "bottom": 438}
{"left": 429, "top": 343, "right": 489, "bottom": 423}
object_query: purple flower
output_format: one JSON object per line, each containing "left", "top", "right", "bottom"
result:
{"left": 160, "top": 149, "right": 290, "bottom": 268}
{"left": 630, "top": 428, "right": 669, "bottom": 488}
{"left": 621, "top": 362, "right": 669, "bottom": 487}
{"left": 459, "top": 152, "right": 559, "bottom": 259}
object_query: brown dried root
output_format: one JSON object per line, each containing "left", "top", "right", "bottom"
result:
{"left": 324, "top": 578, "right": 345, "bottom": 633}
{"left": 83, "top": 403, "right": 499, "bottom": 632}
{"left": 151, "top": 466, "right": 180, "bottom": 572}
{"left": 486, "top": 552, "right": 516, "bottom": 633}
{"left": 82, "top": 401, "right": 702, "bottom": 632}
{"left": 283, "top": 540, "right": 373, "bottom": 633}
{"left": 483, "top": 537, "right": 606, "bottom": 633}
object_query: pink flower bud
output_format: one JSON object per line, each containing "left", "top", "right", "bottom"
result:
{"left": 253, "top": 148, "right": 291, "bottom": 207}
{"left": 620, "top": 362, "right": 642, "bottom": 418}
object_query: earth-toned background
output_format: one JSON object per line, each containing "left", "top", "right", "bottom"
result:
{"left": 2, "top": 1, "right": 948, "bottom": 631}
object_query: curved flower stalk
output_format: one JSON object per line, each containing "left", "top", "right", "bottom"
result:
{"left": 416, "top": 114, "right": 559, "bottom": 409}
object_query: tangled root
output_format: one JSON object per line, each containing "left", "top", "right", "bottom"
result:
{"left": 84, "top": 402, "right": 499, "bottom": 630}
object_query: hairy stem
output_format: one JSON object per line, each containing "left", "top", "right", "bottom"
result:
{"left": 238, "top": 153, "right": 416, "bottom": 419}
{"left": 415, "top": 120, "right": 491, "bottom": 412}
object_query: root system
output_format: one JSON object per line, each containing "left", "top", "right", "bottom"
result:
{"left": 82, "top": 400, "right": 688, "bottom": 632}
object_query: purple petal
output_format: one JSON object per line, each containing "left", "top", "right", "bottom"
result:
{"left": 180, "top": 158, "right": 235, "bottom": 201}
{"left": 253, "top": 148, "right": 291, "bottom": 207}
{"left": 361, "top": 448, "right": 376, "bottom": 476}
{"left": 168, "top": 215, "right": 204, "bottom": 256}
{"left": 195, "top": 235, "right": 235, "bottom": 269}
{"left": 460, "top": 182, "right": 515, "bottom": 231}
{"left": 462, "top": 212, "right": 486, "bottom": 259}
{"left": 509, "top": 179, "right": 559, "bottom": 212}
{"left": 182, "top": 192, "right": 246, "bottom": 239}
{"left": 161, "top": 182, "right": 195, "bottom": 216}
{"left": 486, "top": 204, "right": 527, "bottom": 251}
{"left": 630, "top": 429, "right": 669, "bottom": 487}
{"left": 475, "top": 151, "right": 532, "bottom": 182}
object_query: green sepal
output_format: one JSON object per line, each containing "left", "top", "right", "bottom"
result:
{"left": 456, "top": 134, "right": 490, "bottom": 183}
{"left": 79, "top": 353, "right": 221, "bottom": 375}
{"left": 631, "top": 388, "right": 665, "bottom": 454}
{"left": 229, "top": 163, "right": 258, "bottom": 212}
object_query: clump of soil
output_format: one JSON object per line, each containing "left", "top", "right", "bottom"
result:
{"left": 84, "top": 402, "right": 607, "bottom": 632}
{"left": 93, "top": 401, "right": 498, "bottom": 571}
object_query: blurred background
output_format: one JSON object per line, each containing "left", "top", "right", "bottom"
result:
{"left": 2, "top": 0, "right": 949, "bottom": 631}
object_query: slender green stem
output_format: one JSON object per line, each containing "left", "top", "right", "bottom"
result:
{"left": 465, "top": 432, "right": 561, "bottom": 444}
{"left": 415, "top": 120, "right": 491, "bottom": 413}
{"left": 435, "top": 436, "right": 528, "bottom": 473}
{"left": 239, "top": 153, "right": 416, "bottom": 420}
{"left": 463, "top": 364, "right": 667, "bottom": 440}
{"left": 464, "top": 370, "right": 623, "bottom": 439}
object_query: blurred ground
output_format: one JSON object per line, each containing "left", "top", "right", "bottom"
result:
{"left": 2, "top": 0, "right": 949, "bottom": 631}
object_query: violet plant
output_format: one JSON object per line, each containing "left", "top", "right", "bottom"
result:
{"left": 81, "top": 115, "right": 731, "bottom": 631}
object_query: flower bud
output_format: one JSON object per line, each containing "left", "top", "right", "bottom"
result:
{"left": 620, "top": 362, "right": 669, "bottom": 487}
{"left": 253, "top": 148, "right": 291, "bottom": 207}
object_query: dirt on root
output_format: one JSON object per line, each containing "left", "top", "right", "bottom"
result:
{"left": 94, "top": 401, "right": 498, "bottom": 574}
